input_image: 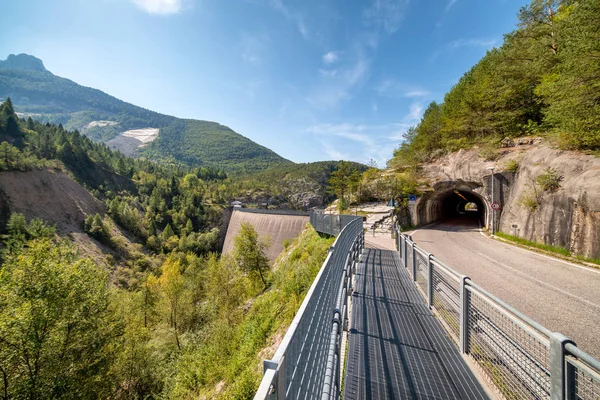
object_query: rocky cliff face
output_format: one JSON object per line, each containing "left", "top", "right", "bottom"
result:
{"left": 418, "top": 143, "right": 600, "bottom": 259}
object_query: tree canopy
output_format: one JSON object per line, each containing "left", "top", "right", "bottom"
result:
{"left": 391, "top": 0, "right": 600, "bottom": 168}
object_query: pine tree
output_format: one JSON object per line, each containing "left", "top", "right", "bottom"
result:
{"left": 162, "top": 224, "right": 175, "bottom": 241}
{"left": 184, "top": 218, "right": 194, "bottom": 235}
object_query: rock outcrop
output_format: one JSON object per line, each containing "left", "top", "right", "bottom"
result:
{"left": 417, "top": 144, "right": 600, "bottom": 259}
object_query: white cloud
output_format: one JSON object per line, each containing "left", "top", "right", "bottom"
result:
{"left": 269, "top": 0, "right": 309, "bottom": 39}
{"left": 131, "top": 0, "right": 182, "bottom": 14}
{"left": 430, "top": 37, "right": 499, "bottom": 62}
{"left": 385, "top": 102, "right": 425, "bottom": 140}
{"left": 241, "top": 33, "right": 269, "bottom": 65}
{"left": 375, "top": 79, "right": 431, "bottom": 98}
{"left": 323, "top": 51, "right": 339, "bottom": 65}
{"left": 307, "top": 56, "right": 369, "bottom": 109}
{"left": 319, "top": 69, "right": 339, "bottom": 78}
{"left": 449, "top": 38, "right": 499, "bottom": 49}
{"left": 364, "top": 0, "right": 410, "bottom": 34}
{"left": 404, "top": 90, "right": 430, "bottom": 98}
{"left": 307, "top": 122, "right": 403, "bottom": 166}
{"left": 320, "top": 141, "right": 349, "bottom": 160}
{"left": 404, "top": 102, "right": 424, "bottom": 123}
{"left": 446, "top": 0, "right": 458, "bottom": 12}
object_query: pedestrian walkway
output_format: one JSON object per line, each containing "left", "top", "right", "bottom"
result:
{"left": 343, "top": 248, "right": 489, "bottom": 400}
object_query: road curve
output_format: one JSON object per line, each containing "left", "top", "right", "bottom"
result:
{"left": 409, "top": 218, "right": 600, "bottom": 359}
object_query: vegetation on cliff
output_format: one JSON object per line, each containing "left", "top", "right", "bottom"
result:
{"left": 391, "top": 0, "right": 600, "bottom": 168}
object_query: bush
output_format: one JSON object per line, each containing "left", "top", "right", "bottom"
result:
{"left": 84, "top": 213, "right": 111, "bottom": 244}
{"left": 520, "top": 188, "right": 539, "bottom": 212}
{"left": 504, "top": 159, "right": 519, "bottom": 173}
{"left": 479, "top": 144, "right": 501, "bottom": 161}
{"left": 536, "top": 167, "right": 562, "bottom": 192}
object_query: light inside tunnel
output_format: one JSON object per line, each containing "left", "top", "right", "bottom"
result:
{"left": 415, "top": 186, "right": 487, "bottom": 227}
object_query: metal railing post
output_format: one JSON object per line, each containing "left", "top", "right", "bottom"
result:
{"left": 459, "top": 276, "right": 470, "bottom": 354}
{"left": 550, "top": 333, "right": 576, "bottom": 400}
{"left": 411, "top": 242, "right": 417, "bottom": 282}
{"left": 427, "top": 254, "right": 434, "bottom": 308}
{"left": 263, "top": 359, "right": 285, "bottom": 400}
{"left": 404, "top": 237, "right": 408, "bottom": 270}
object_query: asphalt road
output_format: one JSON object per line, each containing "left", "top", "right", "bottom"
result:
{"left": 409, "top": 217, "right": 600, "bottom": 359}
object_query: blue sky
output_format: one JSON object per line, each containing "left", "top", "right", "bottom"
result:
{"left": 0, "top": 0, "right": 527, "bottom": 166}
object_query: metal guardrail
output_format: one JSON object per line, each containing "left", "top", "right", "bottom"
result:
{"left": 234, "top": 208, "right": 312, "bottom": 217}
{"left": 394, "top": 225, "right": 600, "bottom": 400}
{"left": 255, "top": 216, "right": 364, "bottom": 400}
{"left": 309, "top": 212, "right": 362, "bottom": 236}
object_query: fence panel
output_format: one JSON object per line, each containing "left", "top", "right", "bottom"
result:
{"left": 414, "top": 247, "right": 429, "bottom": 297}
{"left": 255, "top": 216, "right": 364, "bottom": 399}
{"left": 431, "top": 260, "right": 461, "bottom": 342}
{"left": 468, "top": 286, "right": 551, "bottom": 399}
{"left": 394, "top": 226, "right": 600, "bottom": 400}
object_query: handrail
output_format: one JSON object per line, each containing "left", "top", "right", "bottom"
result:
{"left": 394, "top": 223, "right": 600, "bottom": 400}
{"left": 255, "top": 215, "right": 364, "bottom": 399}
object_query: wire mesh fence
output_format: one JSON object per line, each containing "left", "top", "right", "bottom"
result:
{"left": 468, "top": 286, "right": 551, "bottom": 399}
{"left": 414, "top": 248, "right": 428, "bottom": 296}
{"left": 309, "top": 212, "right": 362, "bottom": 236}
{"left": 565, "top": 344, "right": 600, "bottom": 400}
{"left": 395, "top": 228, "right": 600, "bottom": 400}
{"left": 255, "top": 216, "right": 364, "bottom": 400}
{"left": 431, "top": 260, "right": 461, "bottom": 342}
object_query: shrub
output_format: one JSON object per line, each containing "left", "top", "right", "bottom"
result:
{"left": 84, "top": 213, "right": 111, "bottom": 243}
{"left": 479, "top": 145, "right": 501, "bottom": 161}
{"left": 536, "top": 167, "right": 563, "bottom": 192}
{"left": 504, "top": 159, "right": 519, "bottom": 173}
{"left": 520, "top": 192, "right": 539, "bottom": 212}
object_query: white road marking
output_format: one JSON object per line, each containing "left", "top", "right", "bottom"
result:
{"left": 460, "top": 241, "right": 600, "bottom": 311}
{"left": 475, "top": 224, "right": 600, "bottom": 275}
{"left": 411, "top": 221, "right": 600, "bottom": 309}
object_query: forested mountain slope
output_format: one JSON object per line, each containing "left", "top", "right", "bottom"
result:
{"left": 391, "top": 0, "right": 600, "bottom": 168}
{"left": 0, "top": 97, "right": 342, "bottom": 398}
{"left": 0, "top": 53, "right": 290, "bottom": 173}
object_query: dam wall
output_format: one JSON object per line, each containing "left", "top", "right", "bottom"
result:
{"left": 222, "top": 209, "right": 311, "bottom": 264}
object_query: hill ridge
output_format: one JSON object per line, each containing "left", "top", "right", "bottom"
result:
{"left": 0, "top": 53, "right": 291, "bottom": 173}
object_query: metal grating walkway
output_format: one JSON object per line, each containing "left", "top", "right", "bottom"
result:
{"left": 344, "top": 248, "right": 489, "bottom": 400}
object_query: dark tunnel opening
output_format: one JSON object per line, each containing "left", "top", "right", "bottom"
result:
{"left": 416, "top": 187, "right": 488, "bottom": 228}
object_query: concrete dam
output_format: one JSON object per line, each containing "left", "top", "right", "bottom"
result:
{"left": 222, "top": 209, "right": 311, "bottom": 264}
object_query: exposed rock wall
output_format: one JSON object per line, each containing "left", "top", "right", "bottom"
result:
{"left": 418, "top": 145, "right": 600, "bottom": 259}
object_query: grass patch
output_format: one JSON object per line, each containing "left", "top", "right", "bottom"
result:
{"left": 495, "top": 232, "right": 600, "bottom": 266}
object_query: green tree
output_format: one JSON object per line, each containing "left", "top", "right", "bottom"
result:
{"left": 162, "top": 223, "right": 175, "bottom": 241}
{"left": 6, "top": 213, "right": 27, "bottom": 238}
{"left": 233, "top": 223, "right": 271, "bottom": 289}
{"left": 184, "top": 218, "right": 194, "bottom": 235}
{"left": 327, "top": 161, "right": 357, "bottom": 212}
{"left": 0, "top": 239, "right": 116, "bottom": 399}
{"left": 536, "top": 0, "right": 600, "bottom": 149}
{"left": 84, "top": 213, "right": 110, "bottom": 243}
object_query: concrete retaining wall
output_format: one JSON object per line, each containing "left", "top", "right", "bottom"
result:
{"left": 222, "top": 209, "right": 310, "bottom": 264}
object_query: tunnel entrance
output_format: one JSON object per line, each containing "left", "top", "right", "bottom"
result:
{"left": 415, "top": 184, "right": 488, "bottom": 228}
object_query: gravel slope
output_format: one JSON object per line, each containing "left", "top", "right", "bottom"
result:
{"left": 410, "top": 218, "right": 600, "bottom": 359}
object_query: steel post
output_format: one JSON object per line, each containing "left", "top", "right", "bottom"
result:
{"left": 459, "top": 276, "right": 470, "bottom": 354}
{"left": 404, "top": 237, "right": 408, "bottom": 270}
{"left": 550, "top": 333, "right": 576, "bottom": 400}
{"left": 262, "top": 359, "right": 285, "bottom": 400}
{"left": 427, "top": 254, "right": 434, "bottom": 308}
{"left": 412, "top": 242, "right": 417, "bottom": 282}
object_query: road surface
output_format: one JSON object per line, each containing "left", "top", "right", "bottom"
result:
{"left": 409, "top": 218, "right": 600, "bottom": 359}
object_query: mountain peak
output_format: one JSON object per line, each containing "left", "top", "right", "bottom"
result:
{"left": 0, "top": 54, "right": 47, "bottom": 72}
